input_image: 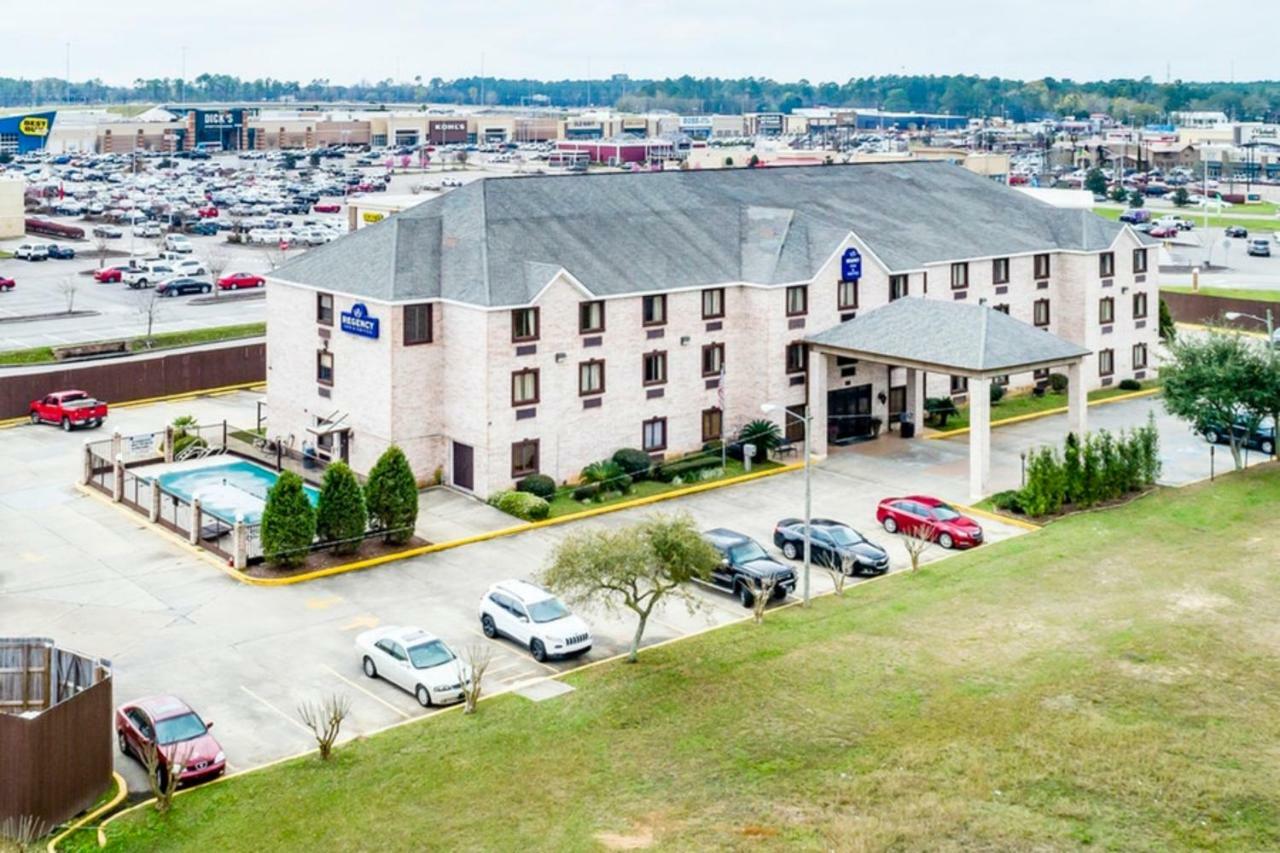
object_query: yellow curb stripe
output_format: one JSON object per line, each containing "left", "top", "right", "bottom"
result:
{"left": 74, "top": 484, "right": 236, "bottom": 575}
{"left": 949, "top": 501, "right": 1043, "bottom": 532}
{"left": 1175, "top": 320, "right": 1267, "bottom": 338}
{"left": 926, "top": 387, "right": 1162, "bottom": 440}
{"left": 44, "top": 771, "right": 126, "bottom": 852}
{"left": 0, "top": 381, "right": 265, "bottom": 429}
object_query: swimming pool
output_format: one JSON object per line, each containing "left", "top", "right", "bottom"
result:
{"left": 149, "top": 460, "right": 320, "bottom": 525}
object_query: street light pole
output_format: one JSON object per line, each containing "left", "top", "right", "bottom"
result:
{"left": 763, "top": 402, "right": 812, "bottom": 607}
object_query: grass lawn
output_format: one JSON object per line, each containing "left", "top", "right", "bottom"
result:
{"left": 83, "top": 466, "right": 1280, "bottom": 851}
{"left": 932, "top": 379, "right": 1160, "bottom": 434}
{"left": 544, "top": 458, "right": 780, "bottom": 518}
{"left": 0, "top": 323, "right": 265, "bottom": 366}
{"left": 1093, "top": 206, "right": 1280, "bottom": 233}
{"left": 1162, "top": 285, "right": 1280, "bottom": 304}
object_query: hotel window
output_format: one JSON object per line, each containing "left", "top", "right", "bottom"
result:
{"left": 511, "top": 369, "right": 539, "bottom": 406}
{"left": 579, "top": 300, "right": 605, "bottom": 334}
{"left": 1099, "top": 297, "right": 1115, "bottom": 325}
{"left": 579, "top": 360, "right": 605, "bottom": 396}
{"left": 1133, "top": 291, "right": 1149, "bottom": 319}
{"left": 701, "top": 287, "right": 725, "bottom": 319}
{"left": 785, "top": 342, "right": 808, "bottom": 374}
{"left": 785, "top": 285, "right": 808, "bottom": 316}
{"left": 642, "top": 294, "right": 667, "bottom": 326}
{"left": 992, "top": 257, "right": 1010, "bottom": 284}
{"left": 316, "top": 350, "right": 334, "bottom": 386}
{"left": 950, "top": 262, "right": 969, "bottom": 289}
{"left": 643, "top": 351, "right": 667, "bottom": 386}
{"left": 838, "top": 279, "right": 859, "bottom": 310}
{"left": 1133, "top": 248, "right": 1148, "bottom": 274}
{"left": 701, "top": 407, "right": 723, "bottom": 443}
{"left": 1099, "top": 348, "right": 1115, "bottom": 377}
{"left": 1033, "top": 298, "right": 1051, "bottom": 327}
{"left": 950, "top": 375, "right": 969, "bottom": 394}
{"left": 316, "top": 292, "right": 334, "bottom": 326}
{"left": 1099, "top": 252, "right": 1115, "bottom": 278}
{"left": 1133, "top": 343, "right": 1148, "bottom": 370}
{"left": 403, "top": 303, "right": 433, "bottom": 345}
{"left": 889, "top": 274, "right": 909, "bottom": 302}
{"left": 701, "top": 343, "right": 724, "bottom": 377}
{"left": 1034, "top": 254, "right": 1051, "bottom": 279}
{"left": 511, "top": 440, "right": 540, "bottom": 478}
{"left": 642, "top": 417, "right": 668, "bottom": 452}
{"left": 511, "top": 307, "right": 539, "bottom": 342}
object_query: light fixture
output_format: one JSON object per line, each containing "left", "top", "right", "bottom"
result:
{"left": 680, "top": 336, "right": 691, "bottom": 346}
{"left": 555, "top": 352, "right": 566, "bottom": 362}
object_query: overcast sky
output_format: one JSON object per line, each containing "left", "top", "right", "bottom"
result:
{"left": 8, "top": 1, "right": 1269, "bottom": 86}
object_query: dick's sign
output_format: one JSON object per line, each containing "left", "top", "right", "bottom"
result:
{"left": 340, "top": 303, "right": 380, "bottom": 339}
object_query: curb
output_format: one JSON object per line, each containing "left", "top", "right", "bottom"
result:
{"left": 949, "top": 502, "right": 1043, "bottom": 532}
{"left": 1174, "top": 320, "right": 1268, "bottom": 339}
{"left": 45, "top": 771, "right": 127, "bottom": 852}
{"left": 0, "top": 381, "right": 265, "bottom": 429}
{"left": 925, "top": 387, "right": 1162, "bottom": 440}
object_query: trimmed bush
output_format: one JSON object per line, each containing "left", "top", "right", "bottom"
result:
{"left": 990, "top": 383, "right": 1006, "bottom": 404}
{"left": 611, "top": 448, "right": 654, "bottom": 480}
{"left": 315, "top": 461, "right": 367, "bottom": 555}
{"left": 925, "top": 397, "right": 959, "bottom": 427}
{"left": 1048, "top": 373, "right": 1069, "bottom": 393}
{"left": 655, "top": 456, "right": 723, "bottom": 483}
{"left": 571, "top": 483, "right": 599, "bottom": 502}
{"left": 261, "top": 471, "right": 316, "bottom": 567}
{"left": 364, "top": 446, "right": 418, "bottom": 545}
{"left": 516, "top": 473, "right": 556, "bottom": 500}
{"left": 497, "top": 490, "right": 550, "bottom": 521}
{"left": 487, "top": 489, "right": 513, "bottom": 508}
{"left": 990, "top": 490, "right": 1025, "bottom": 514}
{"left": 1118, "top": 378, "right": 1142, "bottom": 391}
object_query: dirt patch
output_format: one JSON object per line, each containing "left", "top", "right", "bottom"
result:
{"left": 595, "top": 826, "right": 654, "bottom": 850}
{"left": 1168, "top": 589, "right": 1233, "bottom": 615}
{"left": 243, "top": 535, "right": 430, "bottom": 579}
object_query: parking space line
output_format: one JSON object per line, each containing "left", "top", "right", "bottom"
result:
{"left": 321, "top": 665, "right": 411, "bottom": 720}
{"left": 238, "top": 685, "right": 313, "bottom": 735}
{"left": 462, "top": 626, "right": 559, "bottom": 674}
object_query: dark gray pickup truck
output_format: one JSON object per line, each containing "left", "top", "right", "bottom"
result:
{"left": 702, "top": 528, "right": 797, "bottom": 607}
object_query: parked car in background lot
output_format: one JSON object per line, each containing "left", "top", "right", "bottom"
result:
{"left": 0, "top": 276, "right": 14, "bottom": 292}
{"left": 116, "top": 695, "right": 226, "bottom": 787}
{"left": 123, "top": 262, "right": 177, "bottom": 288}
{"left": 1149, "top": 225, "right": 1180, "bottom": 239}
{"left": 172, "top": 259, "right": 208, "bottom": 276}
{"left": 132, "top": 222, "right": 162, "bottom": 238}
{"left": 156, "top": 276, "right": 212, "bottom": 297}
{"left": 1225, "top": 225, "right": 1248, "bottom": 238}
{"left": 313, "top": 203, "right": 341, "bottom": 213}
{"left": 773, "top": 518, "right": 890, "bottom": 575}
{"left": 356, "top": 626, "right": 471, "bottom": 707}
{"left": 29, "top": 389, "right": 108, "bottom": 430}
{"left": 14, "top": 243, "right": 48, "bottom": 261}
{"left": 1119, "top": 209, "right": 1151, "bottom": 225}
{"left": 876, "top": 496, "right": 983, "bottom": 550}
{"left": 1248, "top": 239, "right": 1271, "bottom": 257}
{"left": 92, "top": 225, "right": 124, "bottom": 238}
{"left": 164, "top": 234, "right": 194, "bottom": 253}
{"left": 45, "top": 244, "right": 76, "bottom": 260}
{"left": 93, "top": 266, "right": 124, "bottom": 283}
{"left": 1200, "top": 417, "right": 1275, "bottom": 455}
{"left": 702, "top": 528, "right": 797, "bottom": 606}
{"left": 217, "top": 272, "right": 265, "bottom": 290}
{"left": 479, "top": 579, "right": 592, "bottom": 661}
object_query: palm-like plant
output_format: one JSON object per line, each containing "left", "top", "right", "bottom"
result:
{"left": 581, "top": 460, "right": 631, "bottom": 494}
{"left": 738, "top": 419, "right": 781, "bottom": 462}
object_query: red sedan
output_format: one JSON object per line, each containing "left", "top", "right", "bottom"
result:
{"left": 875, "top": 495, "right": 984, "bottom": 549}
{"left": 1148, "top": 225, "right": 1179, "bottom": 239}
{"left": 197, "top": 206, "right": 219, "bottom": 218}
{"left": 93, "top": 266, "right": 124, "bottom": 283}
{"left": 218, "top": 271, "right": 266, "bottom": 290}
{"left": 0, "top": 276, "right": 13, "bottom": 292}
{"left": 313, "top": 203, "right": 341, "bottom": 213}
{"left": 116, "top": 695, "right": 226, "bottom": 787}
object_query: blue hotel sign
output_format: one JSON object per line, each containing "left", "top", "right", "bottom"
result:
{"left": 840, "top": 247, "right": 863, "bottom": 281}
{"left": 340, "top": 303, "right": 380, "bottom": 339}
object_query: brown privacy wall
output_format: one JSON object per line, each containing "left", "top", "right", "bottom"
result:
{"left": 0, "top": 678, "right": 113, "bottom": 832}
{"left": 0, "top": 342, "right": 265, "bottom": 420}
{"left": 1161, "top": 291, "right": 1277, "bottom": 330}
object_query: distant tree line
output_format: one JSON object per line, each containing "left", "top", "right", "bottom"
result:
{"left": 4, "top": 73, "right": 1280, "bottom": 122}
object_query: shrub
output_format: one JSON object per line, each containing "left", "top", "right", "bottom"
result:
{"left": 581, "top": 460, "right": 632, "bottom": 494}
{"left": 1048, "top": 372, "right": 1069, "bottom": 393}
{"left": 737, "top": 419, "right": 781, "bottom": 462}
{"left": 990, "top": 383, "right": 1006, "bottom": 404}
{"left": 1138, "top": 412, "right": 1162, "bottom": 485}
{"left": 516, "top": 473, "right": 556, "bottom": 500}
{"left": 571, "top": 483, "right": 599, "bottom": 502}
{"left": 364, "top": 446, "right": 419, "bottom": 545}
{"left": 497, "top": 490, "right": 550, "bottom": 521}
{"left": 1159, "top": 298, "right": 1176, "bottom": 342}
{"left": 1021, "top": 446, "right": 1066, "bottom": 517}
{"left": 487, "top": 489, "right": 513, "bottom": 508}
{"left": 925, "top": 396, "right": 959, "bottom": 427}
{"left": 1062, "top": 432, "right": 1083, "bottom": 504}
{"left": 1118, "top": 378, "right": 1142, "bottom": 391}
{"left": 315, "top": 461, "right": 367, "bottom": 554}
{"left": 611, "top": 448, "right": 654, "bottom": 480}
{"left": 1079, "top": 434, "right": 1103, "bottom": 508}
{"left": 990, "top": 489, "right": 1025, "bottom": 514}
{"left": 261, "top": 471, "right": 316, "bottom": 567}
{"left": 655, "top": 456, "right": 723, "bottom": 483}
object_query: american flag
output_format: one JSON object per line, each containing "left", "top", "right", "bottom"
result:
{"left": 717, "top": 364, "right": 726, "bottom": 414}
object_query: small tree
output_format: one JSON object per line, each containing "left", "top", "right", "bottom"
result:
{"left": 1158, "top": 298, "right": 1177, "bottom": 343}
{"left": 900, "top": 523, "right": 935, "bottom": 572}
{"left": 460, "top": 644, "right": 493, "bottom": 715}
{"left": 825, "top": 553, "right": 854, "bottom": 597}
{"left": 1162, "top": 328, "right": 1264, "bottom": 470}
{"left": 364, "top": 445, "right": 418, "bottom": 544}
{"left": 316, "top": 461, "right": 367, "bottom": 554}
{"left": 141, "top": 739, "right": 192, "bottom": 813}
{"left": 92, "top": 231, "right": 112, "bottom": 268}
{"left": 1128, "top": 189, "right": 1145, "bottom": 209}
{"left": 1084, "top": 167, "right": 1108, "bottom": 196}
{"left": 297, "top": 694, "right": 350, "bottom": 760}
{"left": 738, "top": 418, "right": 781, "bottom": 462}
{"left": 261, "top": 470, "right": 317, "bottom": 566}
{"left": 135, "top": 288, "right": 164, "bottom": 345}
{"left": 58, "top": 277, "right": 78, "bottom": 314}
{"left": 1108, "top": 184, "right": 1129, "bottom": 203}
{"left": 454, "top": 149, "right": 469, "bottom": 169}
{"left": 749, "top": 573, "right": 779, "bottom": 625}
{"left": 1062, "top": 432, "right": 1083, "bottom": 504}
{"left": 1171, "top": 186, "right": 1190, "bottom": 207}
{"left": 540, "top": 512, "right": 720, "bottom": 663}
{"left": 205, "top": 250, "right": 230, "bottom": 297}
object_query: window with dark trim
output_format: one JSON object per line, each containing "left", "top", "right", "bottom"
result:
{"left": 642, "top": 294, "right": 667, "bottom": 326}
{"left": 404, "top": 303, "right": 433, "bottom": 345}
{"left": 1133, "top": 343, "right": 1148, "bottom": 370}
{"left": 701, "top": 407, "right": 723, "bottom": 443}
{"left": 316, "top": 292, "right": 334, "bottom": 326}
{"left": 1133, "top": 248, "right": 1148, "bottom": 274}
{"left": 1099, "top": 252, "right": 1115, "bottom": 278}
{"left": 579, "top": 300, "right": 605, "bottom": 334}
{"left": 950, "top": 375, "right": 968, "bottom": 394}
{"left": 643, "top": 350, "right": 667, "bottom": 386}
{"left": 316, "top": 350, "right": 334, "bottom": 386}
{"left": 889, "top": 274, "right": 909, "bottom": 301}
{"left": 511, "top": 440, "right": 539, "bottom": 478}
{"left": 950, "top": 262, "right": 969, "bottom": 289}
{"left": 1099, "top": 348, "right": 1115, "bottom": 376}
{"left": 1034, "top": 253, "right": 1051, "bottom": 279}
{"left": 785, "top": 285, "right": 808, "bottom": 316}
{"left": 1099, "top": 296, "right": 1115, "bottom": 325}
{"left": 701, "top": 288, "right": 724, "bottom": 319}
{"left": 1033, "top": 298, "right": 1051, "bottom": 327}
{"left": 701, "top": 343, "right": 724, "bottom": 377}
{"left": 838, "top": 279, "right": 858, "bottom": 310}
{"left": 511, "top": 368, "right": 539, "bottom": 406}
{"left": 992, "top": 257, "right": 1010, "bottom": 284}
{"left": 511, "top": 307, "right": 539, "bottom": 342}
{"left": 642, "top": 417, "right": 668, "bottom": 452}
{"left": 1133, "top": 291, "right": 1148, "bottom": 319}
{"left": 578, "top": 359, "right": 605, "bottom": 396}
{"left": 785, "top": 342, "right": 808, "bottom": 374}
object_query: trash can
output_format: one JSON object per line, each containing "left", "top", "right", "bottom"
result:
{"left": 900, "top": 421, "right": 915, "bottom": 439}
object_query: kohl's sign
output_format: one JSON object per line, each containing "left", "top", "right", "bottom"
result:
{"left": 340, "top": 303, "right": 380, "bottom": 339}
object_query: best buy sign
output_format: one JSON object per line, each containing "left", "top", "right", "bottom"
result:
{"left": 19, "top": 117, "right": 49, "bottom": 137}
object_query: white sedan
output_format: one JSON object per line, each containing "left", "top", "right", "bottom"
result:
{"left": 355, "top": 626, "right": 470, "bottom": 707}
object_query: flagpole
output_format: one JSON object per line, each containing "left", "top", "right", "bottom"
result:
{"left": 718, "top": 363, "right": 726, "bottom": 470}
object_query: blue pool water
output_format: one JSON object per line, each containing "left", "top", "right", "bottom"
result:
{"left": 151, "top": 460, "right": 320, "bottom": 524}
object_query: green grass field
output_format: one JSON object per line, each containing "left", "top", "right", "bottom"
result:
{"left": 544, "top": 458, "right": 779, "bottom": 518}
{"left": 1162, "top": 285, "right": 1280, "bottom": 304}
{"left": 80, "top": 466, "right": 1280, "bottom": 851}
{"left": 932, "top": 379, "right": 1159, "bottom": 434}
{"left": 1093, "top": 206, "right": 1280, "bottom": 233}
{"left": 0, "top": 323, "right": 265, "bottom": 366}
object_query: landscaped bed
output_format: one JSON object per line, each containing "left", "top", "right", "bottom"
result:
{"left": 0, "top": 322, "right": 266, "bottom": 366}
{"left": 542, "top": 458, "right": 781, "bottom": 519}
{"left": 928, "top": 378, "right": 1161, "bottom": 434}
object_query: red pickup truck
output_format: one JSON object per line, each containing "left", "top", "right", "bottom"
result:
{"left": 29, "top": 390, "right": 108, "bottom": 430}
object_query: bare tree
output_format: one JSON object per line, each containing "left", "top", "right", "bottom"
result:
{"left": 92, "top": 231, "right": 112, "bottom": 269}
{"left": 297, "top": 694, "right": 350, "bottom": 760}
{"left": 58, "top": 277, "right": 78, "bottom": 314}
{"left": 900, "top": 524, "right": 936, "bottom": 572}
{"left": 205, "top": 249, "right": 230, "bottom": 297}
{"left": 749, "top": 573, "right": 780, "bottom": 625}
{"left": 260, "top": 243, "right": 290, "bottom": 271}
{"left": 454, "top": 148, "right": 469, "bottom": 170}
{"left": 135, "top": 288, "right": 163, "bottom": 345}
{"left": 824, "top": 553, "right": 854, "bottom": 597}
{"left": 0, "top": 814, "right": 50, "bottom": 848}
{"left": 140, "top": 739, "right": 192, "bottom": 813}
{"left": 459, "top": 644, "right": 493, "bottom": 715}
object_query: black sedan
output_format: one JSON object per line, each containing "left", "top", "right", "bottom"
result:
{"left": 1201, "top": 417, "right": 1275, "bottom": 456}
{"left": 45, "top": 244, "right": 76, "bottom": 260}
{"left": 773, "top": 518, "right": 890, "bottom": 575}
{"left": 1225, "top": 225, "right": 1248, "bottom": 239}
{"left": 156, "top": 277, "right": 212, "bottom": 297}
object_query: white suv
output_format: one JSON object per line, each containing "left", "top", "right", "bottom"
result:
{"left": 122, "top": 263, "right": 178, "bottom": 289}
{"left": 478, "top": 580, "right": 591, "bottom": 662}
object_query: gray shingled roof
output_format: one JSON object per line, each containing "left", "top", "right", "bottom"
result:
{"left": 806, "top": 297, "right": 1090, "bottom": 373}
{"left": 275, "top": 161, "right": 1131, "bottom": 307}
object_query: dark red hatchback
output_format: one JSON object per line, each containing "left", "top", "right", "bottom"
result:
{"left": 116, "top": 695, "right": 226, "bottom": 786}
